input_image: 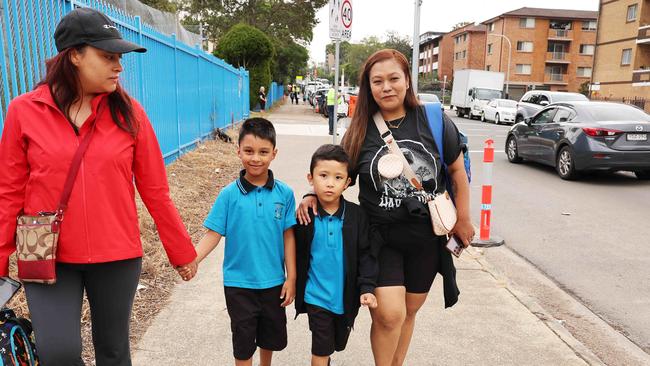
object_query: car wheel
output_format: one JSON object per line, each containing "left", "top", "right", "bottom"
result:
{"left": 456, "top": 108, "right": 462, "bottom": 117}
{"left": 556, "top": 146, "right": 579, "bottom": 180}
{"left": 635, "top": 170, "right": 650, "bottom": 180}
{"left": 495, "top": 113, "right": 500, "bottom": 125}
{"left": 506, "top": 136, "right": 523, "bottom": 163}
{"left": 481, "top": 113, "right": 486, "bottom": 122}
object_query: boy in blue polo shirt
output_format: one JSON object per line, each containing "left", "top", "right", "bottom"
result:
{"left": 192, "top": 118, "right": 296, "bottom": 366}
{"left": 294, "top": 144, "right": 378, "bottom": 366}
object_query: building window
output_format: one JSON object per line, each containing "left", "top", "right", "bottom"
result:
{"left": 627, "top": 4, "right": 638, "bottom": 22}
{"left": 621, "top": 48, "right": 632, "bottom": 65}
{"left": 487, "top": 22, "right": 495, "bottom": 32}
{"left": 516, "top": 41, "right": 534, "bottom": 52}
{"left": 516, "top": 64, "right": 532, "bottom": 74}
{"left": 579, "top": 44, "right": 595, "bottom": 55}
{"left": 454, "top": 36, "right": 460, "bottom": 44}
{"left": 582, "top": 20, "right": 597, "bottom": 30}
{"left": 519, "top": 18, "right": 535, "bottom": 28}
{"left": 462, "top": 50, "right": 466, "bottom": 59}
{"left": 462, "top": 34, "right": 467, "bottom": 42}
{"left": 487, "top": 43, "right": 493, "bottom": 55}
{"left": 486, "top": 65, "right": 491, "bottom": 71}
{"left": 577, "top": 67, "right": 592, "bottom": 77}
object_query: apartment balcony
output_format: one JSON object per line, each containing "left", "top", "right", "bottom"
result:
{"left": 544, "top": 73, "right": 568, "bottom": 85}
{"left": 637, "top": 25, "right": 650, "bottom": 44}
{"left": 545, "top": 52, "right": 571, "bottom": 64}
{"left": 548, "top": 29, "right": 572, "bottom": 41}
{"left": 433, "top": 46, "right": 439, "bottom": 55}
{"left": 632, "top": 69, "right": 650, "bottom": 86}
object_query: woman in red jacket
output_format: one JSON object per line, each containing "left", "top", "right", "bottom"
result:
{"left": 0, "top": 8, "right": 197, "bottom": 366}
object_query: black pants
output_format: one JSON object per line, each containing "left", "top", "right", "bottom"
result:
{"left": 24, "top": 258, "right": 142, "bottom": 366}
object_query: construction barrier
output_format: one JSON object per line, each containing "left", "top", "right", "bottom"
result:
{"left": 472, "top": 139, "right": 504, "bottom": 247}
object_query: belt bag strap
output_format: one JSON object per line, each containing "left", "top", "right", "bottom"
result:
{"left": 56, "top": 102, "right": 105, "bottom": 217}
{"left": 372, "top": 112, "right": 424, "bottom": 191}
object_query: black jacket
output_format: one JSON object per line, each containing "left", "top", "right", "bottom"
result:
{"left": 294, "top": 200, "right": 378, "bottom": 327}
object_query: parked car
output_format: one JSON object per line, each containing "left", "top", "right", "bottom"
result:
{"left": 417, "top": 93, "right": 445, "bottom": 113}
{"left": 505, "top": 101, "right": 650, "bottom": 180}
{"left": 481, "top": 99, "right": 517, "bottom": 124}
{"left": 516, "top": 91, "right": 588, "bottom": 123}
{"left": 311, "top": 87, "right": 329, "bottom": 111}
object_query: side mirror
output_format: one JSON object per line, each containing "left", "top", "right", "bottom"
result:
{"left": 539, "top": 100, "right": 550, "bottom": 106}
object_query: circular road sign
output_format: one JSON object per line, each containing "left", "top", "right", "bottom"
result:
{"left": 341, "top": 0, "right": 352, "bottom": 29}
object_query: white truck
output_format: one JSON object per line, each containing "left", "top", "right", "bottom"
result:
{"left": 451, "top": 69, "right": 505, "bottom": 119}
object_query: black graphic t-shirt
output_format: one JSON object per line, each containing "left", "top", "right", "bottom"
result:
{"left": 352, "top": 106, "right": 462, "bottom": 224}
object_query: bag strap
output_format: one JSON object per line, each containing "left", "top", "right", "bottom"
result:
{"left": 56, "top": 101, "right": 106, "bottom": 218}
{"left": 372, "top": 112, "right": 424, "bottom": 191}
{"left": 423, "top": 102, "right": 445, "bottom": 170}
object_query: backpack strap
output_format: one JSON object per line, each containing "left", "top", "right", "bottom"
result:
{"left": 423, "top": 102, "right": 446, "bottom": 170}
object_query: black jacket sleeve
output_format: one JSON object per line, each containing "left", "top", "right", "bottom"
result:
{"left": 356, "top": 208, "right": 377, "bottom": 295}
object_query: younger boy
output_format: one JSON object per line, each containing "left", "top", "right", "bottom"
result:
{"left": 192, "top": 118, "right": 296, "bottom": 366}
{"left": 294, "top": 144, "right": 378, "bottom": 366}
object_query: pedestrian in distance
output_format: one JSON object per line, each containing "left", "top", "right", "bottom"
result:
{"left": 187, "top": 118, "right": 297, "bottom": 366}
{"left": 326, "top": 86, "right": 336, "bottom": 135}
{"left": 259, "top": 86, "right": 267, "bottom": 112}
{"left": 0, "top": 7, "right": 198, "bottom": 366}
{"left": 294, "top": 144, "right": 378, "bottom": 366}
{"left": 296, "top": 49, "right": 475, "bottom": 366}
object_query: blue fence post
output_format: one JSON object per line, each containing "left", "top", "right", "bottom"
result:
{"left": 172, "top": 33, "right": 180, "bottom": 159}
{"left": 134, "top": 15, "right": 145, "bottom": 104}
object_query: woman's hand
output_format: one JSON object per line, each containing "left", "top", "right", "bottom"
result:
{"left": 450, "top": 218, "right": 475, "bottom": 248}
{"left": 296, "top": 195, "right": 318, "bottom": 225}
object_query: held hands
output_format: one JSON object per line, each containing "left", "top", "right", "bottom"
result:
{"left": 175, "top": 259, "right": 198, "bottom": 281}
{"left": 296, "top": 195, "right": 318, "bottom": 225}
{"left": 280, "top": 278, "right": 296, "bottom": 307}
{"left": 360, "top": 293, "right": 378, "bottom": 309}
{"left": 449, "top": 218, "right": 476, "bottom": 248}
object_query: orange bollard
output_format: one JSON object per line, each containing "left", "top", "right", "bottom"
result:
{"left": 472, "top": 139, "right": 504, "bottom": 247}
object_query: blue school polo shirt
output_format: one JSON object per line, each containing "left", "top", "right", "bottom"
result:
{"left": 304, "top": 201, "right": 346, "bottom": 314}
{"left": 204, "top": 170, "right": 297, "bottom": 289}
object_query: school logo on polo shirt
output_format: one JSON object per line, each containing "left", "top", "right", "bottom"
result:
{"left": 274, "top": 203, "right": 284, "bottom": 220}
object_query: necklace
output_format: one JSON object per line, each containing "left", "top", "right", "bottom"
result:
{"left": 386, "top": 113, "right": 407, "bottom": 129}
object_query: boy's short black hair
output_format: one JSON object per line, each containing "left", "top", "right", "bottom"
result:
{"left": 238, "top": 118, "right": 276, "bottom": 147}
{"left": 310, "top": 144, "right": 350, "bottom": 175}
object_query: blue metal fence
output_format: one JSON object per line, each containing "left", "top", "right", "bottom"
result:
{"left": 0, "top": 0, "right": 251, "bottom": 163}
{"left": 266, "top": 81, "right": 284, "bottom": 108}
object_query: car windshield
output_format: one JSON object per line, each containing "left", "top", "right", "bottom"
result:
{"left": 498, "top": 100, "right": 517, "bottom": 108}
{"left": 419, "top": 94, "right": 440, "bottom": 102}
{"left": 476, "top": 89, "right": 502, "bottom": 100}
{"left": 552, "top": 93, "right": 588, "bottom": 102}
{"left": 584, "top": 104, "right": 650, "bottom": 121}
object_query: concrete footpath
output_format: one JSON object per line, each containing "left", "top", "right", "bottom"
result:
{"left": 132, "top": 102, "right": 602, "bottom": 365}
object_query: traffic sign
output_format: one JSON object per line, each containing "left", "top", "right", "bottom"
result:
{"left": 329, "top": 0, "right": 352, "bottom": 41}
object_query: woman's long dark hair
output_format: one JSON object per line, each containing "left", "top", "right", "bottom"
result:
{"left": 37, "top": 46, "right": 139, "bottom": 137}
{"left": 341, "top": 49, "right": 419, "bottom": 169}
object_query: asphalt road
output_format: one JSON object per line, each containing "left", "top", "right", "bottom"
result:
{"left": 449, "top": 112, "right": 650, "bottom": 355}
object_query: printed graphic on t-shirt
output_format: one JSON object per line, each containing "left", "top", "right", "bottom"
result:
{"left": 370, "top": 139, "right": 438, "bottom": 210}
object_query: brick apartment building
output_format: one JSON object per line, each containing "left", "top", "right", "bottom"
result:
{"left": 592, "top": 0, "right": 650, "bottom": 110}
{"left": 417, "top": 31, "right": 445, "bottom": 78}
{"left": 482, "top": 7, "right": 598, "bottom": 100}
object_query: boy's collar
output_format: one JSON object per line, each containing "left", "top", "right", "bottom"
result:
{"left": 237, "top": 169, "right": 275, "bottom": 194}
{"left": 316, "top": 198, "right": 345, "bottom": 219}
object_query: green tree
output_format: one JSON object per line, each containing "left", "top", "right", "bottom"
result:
{"left": 182, "top": 0, "right": 328, "bottom": 44}
{"left": 271, "top": 39, "right": 309, "bottom": 84}
{"left": 215, "top": 24, "right": 274, "bottom": 109}
{"left": 139, "top": 0, "right": 178, "bottom": 12}
{"left": 579, "top": 81, "right": 590, "bottom": 97}
{"left": 384, "top": 31, "right": 412, "bottom": 63}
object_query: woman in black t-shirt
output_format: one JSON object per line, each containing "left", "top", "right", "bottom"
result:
{"left": 297, "top": 49, "right": 474, "bottom": 366}
{"left": 259, "top": 86, "right": 267, "bottom": 111}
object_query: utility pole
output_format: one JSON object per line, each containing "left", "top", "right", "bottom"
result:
{"left": 411, "top": 0, "right": 422, "bottom": 94}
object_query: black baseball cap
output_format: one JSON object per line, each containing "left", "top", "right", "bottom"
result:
{"left": 54, "top": 7, "right": 146, "bottom": 54}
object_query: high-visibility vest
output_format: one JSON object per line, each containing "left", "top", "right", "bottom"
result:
{"left": 327, "top": 88, "right": 335, "bottom": 105}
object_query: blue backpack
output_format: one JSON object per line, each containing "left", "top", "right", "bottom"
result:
{"left": 423, "top": 103, "right": 472, "bottom": 199}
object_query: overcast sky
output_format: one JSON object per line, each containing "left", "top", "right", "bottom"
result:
{"left": 309, "top": 0, "right": 599, "bottom": 63}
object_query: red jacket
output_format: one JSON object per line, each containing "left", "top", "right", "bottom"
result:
{"left": 0, "top": 85, "right": 197, "bottom": 275}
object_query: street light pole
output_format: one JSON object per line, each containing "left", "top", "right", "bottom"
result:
{"left": 487, "top": 33, "right": 511, "bottom": 98}
{"left": 411, "top": 0, "right": 422, "bottom": 94}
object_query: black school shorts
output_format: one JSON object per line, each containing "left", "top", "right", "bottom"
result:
{"left": 224, "top": 285, "right": 287, "bottom": 360}
{"left": 376, "top": 221, "right": 443, "bottom": 294}
{"left": 306, "top": 304, "right": 351, "bottom": 357}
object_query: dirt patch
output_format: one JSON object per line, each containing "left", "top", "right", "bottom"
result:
{"left": 7, "top": 135, "right": 241, "bottom": 364}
